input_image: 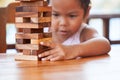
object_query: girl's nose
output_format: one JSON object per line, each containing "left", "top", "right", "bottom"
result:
{"left": 59, "top": 17, "right": 68, "bottom": 26}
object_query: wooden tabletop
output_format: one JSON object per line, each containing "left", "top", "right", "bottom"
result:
{"left": 0, "top": 46, "right": 120, "bottom": 80}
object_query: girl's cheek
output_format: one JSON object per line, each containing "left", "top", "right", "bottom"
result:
{"left": 51, "top": 22, "right": 57, "bottom": 29}
{"left": 52, "top": 19, "right": 58, "bottom": 26}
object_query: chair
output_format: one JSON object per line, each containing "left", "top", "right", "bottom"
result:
{"left": 0, "top": 2, "right": 20, "bottom": 53}
{"left": 0, "top": 8, "right": 6, "bottom": 53}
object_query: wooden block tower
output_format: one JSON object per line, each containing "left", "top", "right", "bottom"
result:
{"left": 15, "top": 0, "right": 52, "bottom": 60}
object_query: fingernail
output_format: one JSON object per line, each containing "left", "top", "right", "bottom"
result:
{"left": 38, "top": 54, "right": 41, "bottom": 57}
{"left": 50, "top": 59, "right": 54, "bottom": 61}
{"left": 42, "top": 58, "right": 46, "bottom": 61}
{"left": 40, "top": 42, "right": 44, "bottom": 45}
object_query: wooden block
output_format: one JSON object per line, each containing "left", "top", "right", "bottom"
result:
{"left": 41, "top": 22, "right": 51, "bottom": 27}
{"left": 31, "top": 50, "right": 39, "bottom": 55}
{"left": 15, "top": 53, "right": 38, "bottom": 61}
{"left": 31, "top": 39, "right": 39, "bottom": 44}
{"left": 43, "top": 12, "right": 51, "bottom": 17}
{"left": 22, "top": 46, "right": 51, "bottom": 56}
{"left": 30, "top": 49, "right": 48, "bottom": 56}
{"left": 31, "top": 38, "right": 51, "bottom": 44}
{"left": 16, "top": 23, "right": 43, "bottom": 28}
{"left": 23, "top": 28, "right": 32, "bottom": 33}
{"left": 16, "top": 6, "right": 51, "bottom": 12}
{"left": 15, "top": 17, "right": 31, "bottom": 23}
{"left": 23, "top": 49, "right": 31, "bottom": 55}
{"left": 23, "top": 49, "right": 48, "bottom": 56}
{"left": 43, "top": 32, "right": 52, "bottom": 38}
{"left": 31, "top": 17, "right": 51, "bottom": 23}
{"left": 16, "top": 17, "right": 51, "bottom": 23}
{"left": 16, "top": 44, "right": 40, "bottom": 50}
{"left": 17, "top": 28, "right": 23, "bottom": 32}
{"left": 16, "top": 23, "right": 50, "bottom": 28}
{"left": 20, "top": 0, "right": 48, "bottom": 6}
{"left": 16, "top": 12, "right": 51, "bottom": 18}
{"left": 16, "top": 33, "right": 43, "bottom": 39}
{"left": 16, "top": 12, "right": 40, "bottom": 17}
{"left": 16, "top": 39, "right": 30, "bottom": 44}
{"left": 16, "top": 0, "right": 40, "bottom": 1}
{"left": 23, "top": 28, "right": 43, "bottom": 33}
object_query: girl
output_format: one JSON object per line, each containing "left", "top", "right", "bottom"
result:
{"left": 38, "top": 0, "right": 111, "bottom": 61}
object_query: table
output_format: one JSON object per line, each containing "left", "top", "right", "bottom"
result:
{"left": 0, "top": 46, "right": 120, "bottom": 80}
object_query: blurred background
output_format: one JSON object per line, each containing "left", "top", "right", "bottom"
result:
{"left": 89, "top": 0, "right": 120, "bottom": 41}
{"left": 0, "top": 0, "right": 120, "bottom": 53}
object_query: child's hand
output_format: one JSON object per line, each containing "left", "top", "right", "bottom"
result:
{"left": 38, "top": 41, "right": 79, "bottom": 61}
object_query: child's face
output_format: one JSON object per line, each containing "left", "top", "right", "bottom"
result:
{"left": 51, "top": 0, "right": 85, "bottom": 42}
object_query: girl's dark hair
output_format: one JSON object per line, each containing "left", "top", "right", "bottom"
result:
{"left": 80, "top": 0, "right": 91, "bottom": 16}
{"left": 47, "top": 0, "right": 50, "bottom": 4}
{"left": 47, "top": 0, "right": 91, "bottom": 15}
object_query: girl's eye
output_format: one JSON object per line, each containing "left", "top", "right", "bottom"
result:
{"left": 69, "top": 15, "right": 77, "bottom": 18}
{"left": 52, "top": 13, "right": 59, "bottom": 17}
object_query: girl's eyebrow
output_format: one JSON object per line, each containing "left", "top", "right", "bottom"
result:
{"left": 67, "top": 11, "right": 79, "bottom": 14}
{"left": 68, "top": 11, "right": 78, "bottom": 14}
{"left": 52, "top": 10, "right": 79, "bottom": 14}
{"left": 52, "top": 11, "right": 57, "bottom": 13}
{"left": 52, "top": 10, "right": 59, "bottom": 13}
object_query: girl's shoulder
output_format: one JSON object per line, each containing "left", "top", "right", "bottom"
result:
{"left": 80, "top": 23, "right": 99, "bottom": 42}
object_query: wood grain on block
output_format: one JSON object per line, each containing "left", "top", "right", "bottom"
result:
{"left": 17, "top": 49, "right": 47, "bottom": 56}
{"left": 31, "top": 50, "right": 39, "bottom": 55}
{"left": 31, "top": 38, "right": 51, "bottom": 44}
{"left": 15, "top": 0, "right": 39, "bottom": 1}
{"left": 22, "top": 12, "right": 52, "bottom": 17}
{"left": 23, "top": 28, "right": 43, "bottom": 33}
{"left": 40, "top": 22, "right": 51, "bottom": 27}
{"left": 16, "top": 17, "right": 51, "bottom": 23}
{"left": 16, "top": 12, "right": 40, "bottom": 17}
{"left": 23, "top": 46, "right": 51, "bottom": 56}
{"left": 16, "top": 33, "right": 43, "bottom": 39}
{"left": 16, "top": 23, "right": 43, "bottom": 28}
{"left": 43, "top": 12, "right": 51, "bottom": 17}
{"left": 16, "top": 23, "right": 51, "bottom": 28}
{"left": 16, "top": 44, "right": 40, "bottom": 50}
{"left": 15, "top": 17, "right": 30, "bottom": 23}
{"left": 17, "top": 28, "right": 23, "bottom": 32}
{"left": 31, "top": 17, "right": 51, "bottom": 23}
{"left": 15, "top": 53, "right": 38, "bottom": 61}
{"left": 20, "top": 1, "right": 48, "bottom": 6}
{"left": 16, "top": 12, "right": 51, "bottom": 17}
{"left": 23, "top": 28, "right": 32, "bottom": 33}
{"left": 43, "top": 33, "right": 52, "bottom": 38}
{"left": 31, "top": 39, "right": 39, "bottom": 44}
{"left": 31, "top": 50, "right": 39, "bottom": 56}
{"left": 16, "top": 39, "right": 30, "bottom": 44}
{"left": 23, "top": 49, "right": 31, "bottom": 55}
{"left": 16, "top": 6, "right": 51, "bottom": 12}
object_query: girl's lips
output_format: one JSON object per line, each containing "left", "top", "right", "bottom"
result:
{"left": 58, "top": 30, "right": 68, "bottom": 35}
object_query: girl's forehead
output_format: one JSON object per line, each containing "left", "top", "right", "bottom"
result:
{"left": 50, "top": 0, "right": 80, "bottom": 6}
{"left": 51, "top": 2, "right": 84, "bottom": 14}
{"left": 50, "top": 0, "right": 82, "bottom": 9}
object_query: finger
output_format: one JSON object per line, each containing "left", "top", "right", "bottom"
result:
{"left": 38, "top": 49, "right": 57, "bottom": 58}
{"left": 38, "top": 51, "right": 50, "bottom": 58}
{"left": 50, "top": 56, "right": 63, "bottom": 61}
{"left": 41, "top": 54, "right": 57, "bottom": 61}
{"left": 40, "top": 41, "right": 55, "bottom": 48}
{"left": 41, "top": 55, "right": 53, "bottom": 61}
